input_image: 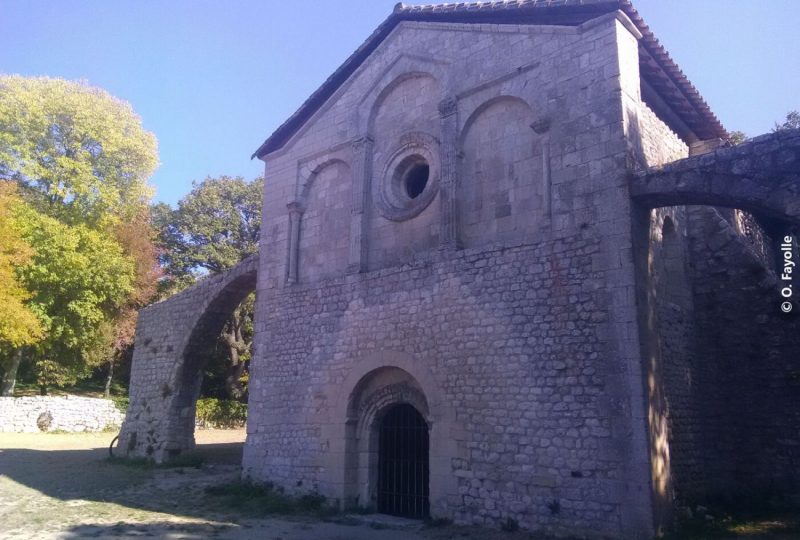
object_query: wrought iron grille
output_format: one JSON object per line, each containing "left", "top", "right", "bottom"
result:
{"left": 377, "top": 403, "right": 430, "bottom": 518}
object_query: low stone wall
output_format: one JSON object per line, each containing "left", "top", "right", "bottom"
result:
{"left": 0, "top": 396, "right": 124, "bottom": 432}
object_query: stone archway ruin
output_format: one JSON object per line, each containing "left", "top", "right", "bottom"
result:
{"left": 631, "top": 129, "right": 800, "bottom": 225}
{"left": 118, "top": 255, "right": 258, "bottom": 462}
{"left": 631, "top": 129, "right": 800, "bottom": 528}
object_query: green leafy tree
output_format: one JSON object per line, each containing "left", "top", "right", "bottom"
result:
{"left": 0, "top": 75, "right": 160, "bottom": 394}
{"left": 156, "top": 176, "right": 262, "bottom": 278}
{"left": 728, "top": 131, "right": 747, "bottom": 145}
{"left": 774, "top": 110, "right": 800, "bottom": 131}
{"left": 154, "top": 176, "right": 262, "bottom": 399}
{"left": 12, "top": 202, "right": 135, "bottom": 394}
{"left": 729, "top": 110, "right": 799, "bottom": 145}
{"left": 0, "top": 75, "right": 158, "bottom": 228}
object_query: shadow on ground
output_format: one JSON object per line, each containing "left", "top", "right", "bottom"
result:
{"left": 0, "top": 433, "right": 435, "bottom": 539}
{"left": 1, "top": 432, "right": 798, "bottom": 539}
{"left": 0, "top": 440, "right": 242, "bottom": 511}
{"left": 59, "top": 521, "right": 233, "bottom": 539}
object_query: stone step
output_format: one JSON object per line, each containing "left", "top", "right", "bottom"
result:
{"left": 342, "top": 513, "right": 424, "bottom": 531}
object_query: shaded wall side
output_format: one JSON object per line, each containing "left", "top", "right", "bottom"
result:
{"left": 626, "top": 91, "right": 696, "bottom": 534}
{"left": 687, "top": 207, "right": 800, "bottom": 503}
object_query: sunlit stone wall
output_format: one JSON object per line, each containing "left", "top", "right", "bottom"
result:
{"left": 0, "top": 396, "right": 124, "bottom": 433}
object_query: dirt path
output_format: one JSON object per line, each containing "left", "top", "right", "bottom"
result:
{"left": 2, "top": 431, "right": 796, "bottom": 539}
{"left": 0, "top": 430, "right": 534, "bottom": 540}
{"left": 0, "top": 430, "right": 394, "bottom": 539}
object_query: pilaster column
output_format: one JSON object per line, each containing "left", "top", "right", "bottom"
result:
{"left": 286, "top": 201, "right": 304, "bottom": 284}
{"left": 348, "top": 136, "right": 374, "bottom": 273}
{"left": 438, "top": 96, "right": 460, "bottom": 250}
{"left": 531, "top": 117, "right": 552, "bottom": 221}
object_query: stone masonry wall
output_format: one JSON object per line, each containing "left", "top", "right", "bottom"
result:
{"left": 246, "top": 14, "right": 656, "bottom": 538}
{"left": 247, "top": 234, "right": 625, "bottom": 537}
{"left": 625, "top": 85, "right": 713, "bottom": 533}
{"left": 0, "top": 396, "right": 123, "bottom": 433}
{"left": 686, "top": 206, "right": 800, "bottom": 503}
{"left": 118, "top": 255, "right": 257, "bottom": 461}
{"left": 630, "top": 101, "right": 800, "bottom": 511}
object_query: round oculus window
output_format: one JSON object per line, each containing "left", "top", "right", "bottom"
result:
{"left": 394, "top": 155, "right": 430, "bottom": 201}
{"left": 375, "top": 134, "right": 440, "bottom": 222}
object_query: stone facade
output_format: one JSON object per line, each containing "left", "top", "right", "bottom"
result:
{"left": 120, "top": 2, "right": 800, "bottom": 539}
{"left": 243, "top": 11, "right": 657, "bottom": 538}
{"left": 0, "top": 396, "right": 124, "bottom": 433}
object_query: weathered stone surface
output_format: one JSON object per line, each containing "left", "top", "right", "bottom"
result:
{"left": 630, "top": 129, "right": 800, "bottom": 224}
{"left": 117, "top": 255, "right": 257, "bottom": 461}
{"left": 0, "top": 396, "right": 123, "bottom": 433}
{"left": 243, "top": 14, "right": 654, "bottom": 539}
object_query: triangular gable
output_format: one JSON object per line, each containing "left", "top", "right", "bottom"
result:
{"left": 252, "top": 0, "right": 725, "bottom": 159}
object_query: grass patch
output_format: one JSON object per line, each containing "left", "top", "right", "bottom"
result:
{"left": 665, "top": 508, "right": 800, "bottom": 539}
{"left": 205, "top": 480, "right": 332, "bottom": 517}
{"left": 424, "top": 517, "right": 453, "bottom": 528}
{"left": 106, "top": 453, "right": 204, "bottom": 469}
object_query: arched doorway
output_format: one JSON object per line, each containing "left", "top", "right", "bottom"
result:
{"left": 376, "top": 403, "right": 430, "bottom": 518}
{"left": 343, "top": 365, "right": 433, "bottom": 516}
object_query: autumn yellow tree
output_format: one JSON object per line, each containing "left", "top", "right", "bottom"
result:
{"left": 0, "top": 182, "right": 44, "bottom": 395}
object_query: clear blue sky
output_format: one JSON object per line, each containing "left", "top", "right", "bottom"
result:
{"left": 2, "top": 1, "right": 797, "bottom": 205}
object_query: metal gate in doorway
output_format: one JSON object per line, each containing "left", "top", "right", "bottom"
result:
{"left": 376, "top": 403, "right": 430, "bottom": 518}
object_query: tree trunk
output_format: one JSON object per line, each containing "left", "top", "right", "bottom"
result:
{"left": 0, "top": 349, "right": 23, "bottom": 396}
{"left": 224, "top": 359, "right": 247, "bottom": 399}
{"left": 223, "top": 328, "right": 242, "bottom": 399}
{"left": 104, "top": 357, "right": 115, "bottom": 398}
{"left": 221, "top": 308, "right": 250, "bottom": 399}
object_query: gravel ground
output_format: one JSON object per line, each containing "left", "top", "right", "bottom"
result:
{"left": 0, "top": 430, "right": 540, "bottom": 540}
{"left": 1, "top": 430, "right": 795, "bottom": 540}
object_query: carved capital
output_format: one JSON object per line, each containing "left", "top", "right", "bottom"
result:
{"left": 287, "top": 201, "right": 305, "bottom": 215}
{"left": 531, "top": 117, "right": 551, "bottom": 134}
{"left": 351, "top": 135, "right": 374, "bottom": 152}
{"left": 438, "top": 96, "right": 458, "bottom": 118}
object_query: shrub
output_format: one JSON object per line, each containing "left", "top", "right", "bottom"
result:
{"left": 195, "top": 398, "right": 247, "bottom": 428}
{"left": 111, "top": 396, "right": 129, "bottom": 414}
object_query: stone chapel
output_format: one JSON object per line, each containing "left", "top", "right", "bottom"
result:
{"left": 119, "top": 2, "right": 800, "bottom": 537}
